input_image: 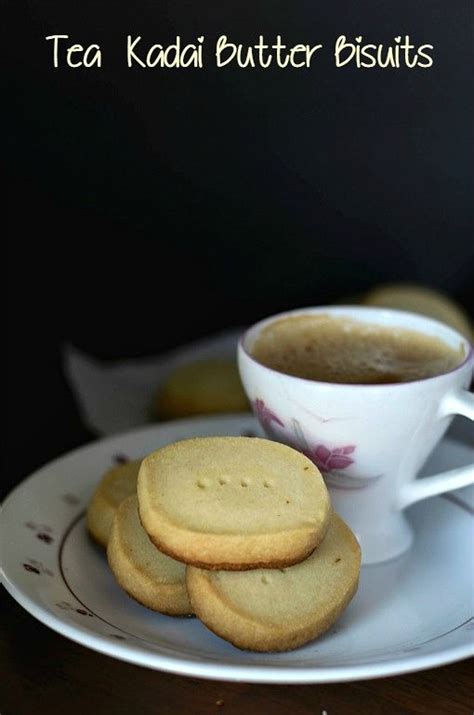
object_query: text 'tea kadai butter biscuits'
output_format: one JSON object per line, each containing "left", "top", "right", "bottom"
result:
{"left": 87, "top": 459, "right": 141, "bottom": 548}
{"left": 186, "top": 513, "right": 361, "bottom": 652}
{"left": 137, "top": 437, "right": 330, "bottom": 570}
{"left": 107, "top": 496, "right": 192, "bottom": 616}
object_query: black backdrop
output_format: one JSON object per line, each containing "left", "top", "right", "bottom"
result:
{"left": 6, "top": 0, "right": 474, "bottom": 493}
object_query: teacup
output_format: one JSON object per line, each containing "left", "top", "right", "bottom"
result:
{"left": 238, "top": 306, "right": 474, "bottom": 564}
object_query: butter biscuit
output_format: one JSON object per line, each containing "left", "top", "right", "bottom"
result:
{"left": 87, "top": 459, "right": 141, "bottom": 547}
{"left": 186, "top": 512, "right": 360, "bottom": 651}
{"left": 108, "top": 495, "right": 192, "bottom": 616}
{"left": 138, "top": 437, "right": 330, "bottom": 570}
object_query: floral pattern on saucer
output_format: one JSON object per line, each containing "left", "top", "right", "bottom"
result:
{"left": 25, "top": 521, "right": 55, "bottom": 544}
{"left": 23, "top": 558, "right": 54, "bottom": 577}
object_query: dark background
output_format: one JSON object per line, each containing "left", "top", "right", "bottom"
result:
{"left": 6, "top": 0, "right": 474, "bottom": 494}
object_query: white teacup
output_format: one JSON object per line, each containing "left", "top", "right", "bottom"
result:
{"left": 238, "top": 306, "right": 474, "bottom": 564}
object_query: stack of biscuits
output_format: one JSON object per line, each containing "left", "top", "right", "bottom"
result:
{"left": 87, "top": 437, "right": 361, "bottom": 652}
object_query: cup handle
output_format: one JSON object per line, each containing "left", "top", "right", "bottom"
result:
{"left": 398, "top": 390, "right": 474, "bottom": 509}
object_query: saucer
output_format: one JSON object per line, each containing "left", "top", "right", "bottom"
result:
{"left": 1, "top": 414, "right": 473, "bottom": 683}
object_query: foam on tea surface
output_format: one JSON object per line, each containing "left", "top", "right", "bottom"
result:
{"left": 251, "top": 315, "right": 465, "bottom": 384}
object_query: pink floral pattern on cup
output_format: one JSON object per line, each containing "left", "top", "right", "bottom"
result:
{"left": 290, "top": 416, "right": 357, "bottom": 474}
{"left": 253, "top": 399, "right": 284, "bottom": 429}
{"left": 252, "top": 401, "right": 363, "bottom": 485}
{"left": 308, "top": 445, "right": 356, "bottom": 472}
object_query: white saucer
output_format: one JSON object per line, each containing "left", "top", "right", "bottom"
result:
{"left": 1, "top": 414, "right": 473, "bottom": 683}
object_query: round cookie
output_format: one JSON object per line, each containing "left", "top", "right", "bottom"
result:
{"left": 107, "top": 496, "right": 192, "bottom": 616}
{"left": 364, "top": 284, "right": 473, "bottom": 340}
{"left": 137, "top": 437, "right": 330, "bottom": 570}
{"left": 153, "top": 359, "right": 249, "bottom": 419}
{"left": 186, "top": 512, "right": 361, "bottom": 652}
{"left": 87, "top": 459, "right": 141, "bottom": 547}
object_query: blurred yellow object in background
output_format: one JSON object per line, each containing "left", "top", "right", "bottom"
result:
{"left": 364, "top": 284, "right": 473, "bottom": 341}
{"left": 154, "top": 359, "right": 249, "bottom": 420}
